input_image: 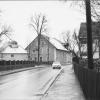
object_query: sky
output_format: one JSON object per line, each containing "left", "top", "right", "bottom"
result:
{"left": 0, "top": 1, "right": 85, "bottom": 48}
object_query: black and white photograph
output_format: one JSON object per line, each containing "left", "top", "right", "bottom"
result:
{"left": 0, "top": 0, "right": 100, "bottom": 100}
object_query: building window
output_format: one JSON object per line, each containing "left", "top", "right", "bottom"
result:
{"left": 33, "top": 50, "right": 35, "bottom": 53}
{"left": 11, "top": 54, "right": 14, "bottom": 57}
{"left": 47, "top": 47, "right": 48, "bottom": 52}
{"left": 40, "top": 48, "right": 43, "bottom": 54}
{"left": 41, "top": 41, "right": 44, "bottom": 47}
{"left": 41, "top": 41, "right": 46, "bottom": 47}
{"left": 40, "top": 57, "right": 42, "bottom": 62}
{"left": 1, "top": 54, "right": 3, "bottom": 58}
{"left": 35, "top": 57, "right": 37, "bottom": 62}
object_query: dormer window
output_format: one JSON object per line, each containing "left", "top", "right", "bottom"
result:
{"left": 9, "top": 41, "right": 18, "bottom": 48}
{"left": 41, "top": 41, "right": 45, "bottom": 46}
{"left": 11, "top": 54, "right": 14, "bottom": 57}
{"left": 33, "top": 50, "right": 35, "bottom": 52}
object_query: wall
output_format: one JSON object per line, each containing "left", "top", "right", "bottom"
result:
{"left": 1, "top": 53, "right": 28, "bottom": 61}
{"left": 56, "top": 50, "right": 72, "bottom": 65}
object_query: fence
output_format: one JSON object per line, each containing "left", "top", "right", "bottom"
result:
{"left": 0, "top": 60, "right": 53, "bottom": 71}
{"left": 73, "top": 62, "right": 100, "bottom": 100}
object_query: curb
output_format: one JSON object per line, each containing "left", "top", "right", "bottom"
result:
{"left": 0, "top": 66, "right": 45, "bottom": 76}
{"left": 41, "top": 68, "right": 64, "bottom": 98}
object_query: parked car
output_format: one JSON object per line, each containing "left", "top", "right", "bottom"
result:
{"left": 52, "top": 61, "right": 61, "bottom": 69}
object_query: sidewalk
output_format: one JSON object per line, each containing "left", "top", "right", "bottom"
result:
{"left": 0, "top": 65, "right": 50, "bottom": 76}
{"left": 42, "top": 64, "right": 85, "bottom": 100}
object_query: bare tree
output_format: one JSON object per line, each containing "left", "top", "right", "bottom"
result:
{"left": 0, "top": 25, "right": 12, "bottom": 39}
{"left": 0, "top": 10, "right": 12, "bottom": 42}
{"left": 30, "top": 13, "right": 47, "bottom": 62}
{"left": 63, "top": 30, "right": 98, "bottom": 58}
{"left": 92, "top": 39, "right": 99, "bottom": 57}
{"left": 62, "top": 31, "right": 83, "bottom": 57}
{"left": 61, "top": 0, "right": 100, "bottom": 21}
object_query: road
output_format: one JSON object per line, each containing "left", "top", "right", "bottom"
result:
{"left": 0, "top": 66, "right": 60, "bottom": 100}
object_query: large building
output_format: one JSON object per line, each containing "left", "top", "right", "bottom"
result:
{"left": 0, "top": 41, "right": 28, "bottom": 61}
{"left": 79, "top": 22, "right": 100, "bottom": 58}
{"left": 25, "top": 34, "right": 72, "bottom": 65}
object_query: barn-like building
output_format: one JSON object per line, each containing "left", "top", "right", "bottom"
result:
{"left": 26, "top": 34, "right": 72, "bottom": 65}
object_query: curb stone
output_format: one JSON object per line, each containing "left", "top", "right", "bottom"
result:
{"left": 41, "top": 68, "right": 64, "bottom": 99}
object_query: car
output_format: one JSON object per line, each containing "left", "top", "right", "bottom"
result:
{"left": 52, "top": 61, "right": 61, "bottom": 69}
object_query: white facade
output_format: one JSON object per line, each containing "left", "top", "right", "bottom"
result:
{"left": 26, "top": 35, "right": 72, "bottom": 65}
{"left": 0, "top": 53, "right": 28, "bottom": 61}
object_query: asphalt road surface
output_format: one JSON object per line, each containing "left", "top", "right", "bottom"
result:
{"left": 0, "top": 66, "right": 60, "bottom": 100}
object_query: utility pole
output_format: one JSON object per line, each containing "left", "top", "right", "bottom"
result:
{"left": 98, "top": 22, "right": 100, "bottom": 58}
{"left": 85, "top": 0, "right": 93, "bottom": 69}
{"left": 99, "top": 39, "right": 100, "bottom": 58}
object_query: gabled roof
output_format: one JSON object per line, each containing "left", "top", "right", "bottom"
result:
{"left": 1, "top": 46, "right": 27, "bottom": 54}
{"left": 26, "top": 34, "right": 68, "bottom": 51}
{"left": 79, "top": 22, "right": 100, "bottom": 39}
{"left": 0, "top": 41, "right": 27, "bottom": 54}
{"left": 49, "top": 38, "right": 68, "bottom": 51}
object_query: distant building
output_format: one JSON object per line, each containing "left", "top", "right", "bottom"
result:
{"left": 0, "top": 41, "right": 28, "bottom": 61}
{"left": 79, "top": 22, "right": 100, "bottom": 58}
{"left": 25, "top": 34, "right": 72, "bottom": 65}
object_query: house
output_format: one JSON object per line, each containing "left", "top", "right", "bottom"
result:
{"left": 79, "top": 22, "right": 100, "bottom": 58}
{"left": 25, "top": 34, "right": 72, "bottom": 65}
{"left": 0, "top": 40, "right": 28, "bottom": 61}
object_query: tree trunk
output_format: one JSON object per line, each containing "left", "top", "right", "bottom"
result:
{"left": 38, "top": 34, "right": 41, "bottom": 63}
{"left": 47, "top": 39, "right": 49, "bottom": 62}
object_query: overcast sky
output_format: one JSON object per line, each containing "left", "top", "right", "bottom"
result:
{"left": 0, "top": 1, "right": 85, "bottom": 48}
